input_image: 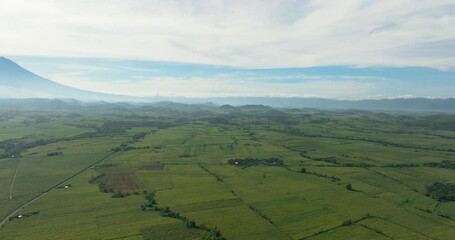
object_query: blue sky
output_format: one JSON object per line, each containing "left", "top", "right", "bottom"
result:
{"left": 9, "top": 56, "right": 454, "bottom": 99}
{"left": 1, "top": 1, "right": 455, "bottom": 99}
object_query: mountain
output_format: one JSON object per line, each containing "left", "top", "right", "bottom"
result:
{"left": 197, "top": 97, "right": 455, "bottom": 113}
{"left": 1, "top": 57, "right": 454, "bottom": 112}
{"left": 0, "top": 57, "right": 139, "bottom": 101}
{"left": 144, "top": 96, "right": 455, "bottom": 113}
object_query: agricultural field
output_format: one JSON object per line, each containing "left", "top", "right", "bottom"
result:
{"left": 0, "top": 100, "right": 454, "bottom": 239}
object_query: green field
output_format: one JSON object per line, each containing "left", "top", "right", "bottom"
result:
{"left": 0, "top": 100, "right": 454, "bottom": 239}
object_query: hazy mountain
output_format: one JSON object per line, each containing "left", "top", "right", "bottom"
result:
{"left": 197, "top": 97, "right": 455, "bottom": 113}
{"left": 1, "top": 57, "right": 454, "bottom": 112}
{"left": 0, "top": 57, "right": 139, "bottom": 101}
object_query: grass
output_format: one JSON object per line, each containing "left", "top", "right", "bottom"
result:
{"left": 0, "top": 170, "right": 178, "bottom": 240}
{"left": 0, "top": 102, "right": 454, "bottom": 239}
{"left": 140, "top": 222, "right": 206, "bottom": 240}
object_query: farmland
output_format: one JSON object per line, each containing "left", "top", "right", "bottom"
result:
{"left": 0, "top": 100, "right": 454, "bottom": 239}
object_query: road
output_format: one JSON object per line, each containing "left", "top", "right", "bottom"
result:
{"left": 9, "top": 158, "right": 21, "bottom": 199}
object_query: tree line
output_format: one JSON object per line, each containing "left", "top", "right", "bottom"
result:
{"left": 141, "top": 192, "right": 226, "bottom": 240}
{"left": 227, "top": 158, "right": 284, "bottom": 167}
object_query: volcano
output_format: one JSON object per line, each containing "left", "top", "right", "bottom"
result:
{"left": 0, "top": 57, "right": 137, "bottom": 101}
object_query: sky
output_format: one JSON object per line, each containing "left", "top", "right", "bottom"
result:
{"left": 1, "top": 0, "right": 454, "bottom": 99}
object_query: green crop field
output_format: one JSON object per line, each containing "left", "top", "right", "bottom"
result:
{"left": 0, "top": 100, "right": 454, "bottom": 239}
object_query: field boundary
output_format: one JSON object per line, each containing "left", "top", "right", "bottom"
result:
{"left": 197, "top": 163, "right": 294, "bottom": 240}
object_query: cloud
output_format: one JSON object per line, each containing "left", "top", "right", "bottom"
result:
{"left": 1, "top": 0, "right": 454, "bottom": 69}
{"left": 48, "top": 70, "right": 380, "bottom": 99}
{"left": 7, "top": 56, "right": 454, "bottom": 99}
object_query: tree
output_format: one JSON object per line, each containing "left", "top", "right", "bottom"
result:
{"left": 346, "top": 183, "right": 353, "bottom": 191}
{"left": 342, "top": 219, "right": 353, "bottom": 226}
{"left": 186, "top": 220, "right": 196, "bottom": 228}
{"left": 426, "top": 182, "right": 455, "bottom": 202}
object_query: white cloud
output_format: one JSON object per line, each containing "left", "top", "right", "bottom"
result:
{"left": 50, "top": 71, "right": 379, "bottom": 99}
{"left": 1, "top": 0, "right": 454, "bottom": 69}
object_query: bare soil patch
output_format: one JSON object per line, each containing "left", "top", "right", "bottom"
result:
{"left": 96, "top": 172, "right": 145, "bottom": 194}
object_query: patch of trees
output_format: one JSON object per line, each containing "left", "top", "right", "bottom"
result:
{"left": 112, "top": 191, "right": 131, "bottom": 198}
{"left": 94, "top": 182, "right": 112, "bottom": 196}
{"left": 342, "top": 219, "right": 353, "bottom": 226}
{"left": 47, "top": 151, "right": 63, "bottom": 156}
{"left": 96, "top": 122, "right": 127, "bottom": 134}
{"left": 426, "top": 182, "right": 455, "bottom": 202}
{"left": 275, "top": 127, "right": 455, "bottom": 152}
{"left": 142, "top": 192, "right": 226, "bottom": 240}
{"left": 0, "top": 138, "right": 60, "bottom": 158}
{"left": 112, "top": 144, "right": 135, "bottom": 152}
{"left": 424, "top": 161, "right": 455, "bottom": 170}
{"left": 340, "top": 162, "right": 375, "bottom": 168}
{"left": 319, "top": 157, "right": 339, "bottom": 164}
{"left": 309, "top": 172, "right": 340, "bottom": 182}
{"left": 89, "top": 173, "right": 105, "bottom": 184}
{"left": 388, "top": 161, "right": 455, "bottom": 170}
{"left": 227, "top": 158, "right": 284, "bottom": 167}
{"left": 132, "top": 132, "right": 149, "bottom": 141}
{"left": 384, "top": 163, "right": 419, "bottom": 168}
{"left": 111, "top": 143, "right": 151, "bottom": 152}
{"left": 111, "top": 131, "right": 152, "bottom": 152}
{"left": 97, "top": 121, "right": 172, "bottom": 135}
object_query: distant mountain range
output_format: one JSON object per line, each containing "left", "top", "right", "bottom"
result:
{"left": 0, "top": 57, "right": 454, "bottom": 113}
